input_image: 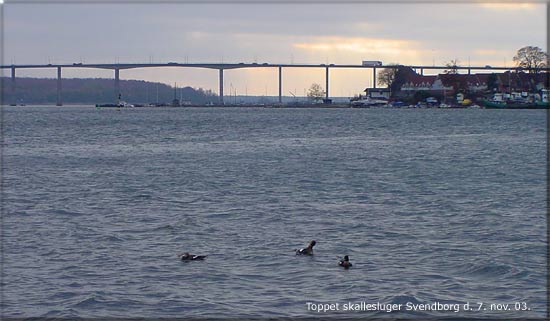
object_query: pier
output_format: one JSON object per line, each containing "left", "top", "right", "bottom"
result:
{"left": 1, "top": 62, "right": 542, "bottom": 106}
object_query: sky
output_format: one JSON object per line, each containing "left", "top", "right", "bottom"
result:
{"left": 2, "top": 1, "right": 547, "bottom": 97}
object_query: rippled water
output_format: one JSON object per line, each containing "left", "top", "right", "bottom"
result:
{"left": 2, "top": 106, "right": 547, "bottom": 318}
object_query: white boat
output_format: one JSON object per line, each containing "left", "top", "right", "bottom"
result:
{"left": 96, "top": 100, "right": 134, "bottom": 108}
{"left": 350, "top": 97, "right": 388, "bottom": 107}
{"left": 97, "top": 93, "right": 134, "bottom": 108}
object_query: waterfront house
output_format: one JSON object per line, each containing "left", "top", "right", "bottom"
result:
{"left": 399, "top": 75, "right": 453, "bottom": 97}
{"left": 400, "top": 75, "right": 437, "bottom": 92}
{"left": 364, "top": 87, "right": 391, "bottom": 100}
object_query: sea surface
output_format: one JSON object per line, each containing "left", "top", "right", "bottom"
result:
{"left": 2, "top": 106, "right": 547, "bottom": 319}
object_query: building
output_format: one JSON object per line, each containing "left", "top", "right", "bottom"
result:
{"left": 399, "top": 75, "right": 452, "bottom": 97}
{"left": 364, "top": 87, "right": 391, "bottom": 100}
{"left": 397, "top": 72, "right": 548, "bottom": 97}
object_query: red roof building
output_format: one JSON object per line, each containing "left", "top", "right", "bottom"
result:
{"left": 398, "top": 72, "right": 548, "bottom": 95}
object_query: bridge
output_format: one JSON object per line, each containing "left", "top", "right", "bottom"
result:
{"left": 0, "top": 62, "right": 541, "bottom": 106}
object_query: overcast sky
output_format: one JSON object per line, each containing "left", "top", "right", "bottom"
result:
{"left": 3, "top": 2, "right": 547, "bottom": 96}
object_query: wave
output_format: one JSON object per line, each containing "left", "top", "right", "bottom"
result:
{"left": 458, "top": 261, "right": 520, "bottom": 278}
{"left": 71, "top": 296, "right": 106, "bottom": 308}
{"left": 48, "top": 208, "right": 85, "bottom": 216}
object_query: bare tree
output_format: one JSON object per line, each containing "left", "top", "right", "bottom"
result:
{"left": 444, "top": 59, "right": 460, "bottom": 74}
{"left": 513, "top": 46, "right": 548, "bottom": 73}
{"left": 389, "top": 66, "right": 417, "bottom": 95}
{"left": 307, "top": 83, "right": 325, "bottom": 102}
{"left": 442, "top": 59, "right": 468, "bottom": 93}
{"left": 378, "top": 63, "right": 400, "bottom": 88}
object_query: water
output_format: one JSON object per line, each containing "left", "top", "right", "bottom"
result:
{"left": 2, "top": 106, "right": 547, "bottom": 318}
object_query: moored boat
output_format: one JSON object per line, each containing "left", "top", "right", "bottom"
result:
{"left": 96, "top": 93, "right": 134, "bottom": 108}
{"left": 96, "top": 101, "right": 134, "bottom": 108}
{"left": 482, "top": 100, "right": 548, "bottom": 109}
{"left": 350, "top": 97, "right": 387, "bottom": 108}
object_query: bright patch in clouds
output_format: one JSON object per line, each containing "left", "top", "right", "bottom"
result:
{"left": 292, "top": 36, "right": 424, "bottom": 65}
{"left": 294, "top": 37, "right": 415, "bottom": 55}
{"left": 478, "top": 3, "right": 537, "bottom": 10}
{"left": 188, "top": 31, "right": 209, "bottom": 40}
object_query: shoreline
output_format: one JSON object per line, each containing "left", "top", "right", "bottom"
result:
{"left": 4, "top": 103, "right": 547, "bottom": 109}
{"left": 3, "top": 103, "right": 479, "bottom": 109}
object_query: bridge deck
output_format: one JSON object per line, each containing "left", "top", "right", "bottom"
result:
{"left": 1, "top": 62, "right": 546, "bottom": 71}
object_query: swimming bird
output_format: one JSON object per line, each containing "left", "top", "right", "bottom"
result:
{"left": 295, "top": 240, "right": 316, "bottom": 255}
{"left": 338, "top": 255, "right": 352, "bottom": 269}
{"left": 180, "top": 252, "right": 207, "bottom": 261}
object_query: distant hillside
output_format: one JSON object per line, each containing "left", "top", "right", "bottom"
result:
{"left": 1, "top": 77, "right": 218, "bottom": 104}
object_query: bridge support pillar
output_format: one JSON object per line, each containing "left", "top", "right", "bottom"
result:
{"left": 219, "top": 68, "right": 224, "bottom": 105}
{"left": 420, "top": 68, "right": 424, "bottom": 76}
{"left": 278, "top": 66, "right": 282, "bottom": 104}
{"left": 325, "top": 66, "right": 329, "bottom": 101}
{"left": 56, "top": 67, "right": 62, "bottom": 106}
{"left": 11, "top": 66, "right": 16, "bottom": 105}
{"left": 373, "top": 67, "right": 377, "bottom": 88}
{"left": 468, "top": 68, "right": 471, "bottom": 75}
{"left": 114, "top": 68, "right": 120, "bottom": 103}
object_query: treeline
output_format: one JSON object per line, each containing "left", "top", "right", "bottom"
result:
{"left": 1, "top": 77, "right": 217, "bottom": 104}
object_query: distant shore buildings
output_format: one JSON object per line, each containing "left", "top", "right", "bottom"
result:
{"left": 364, "top": 67, "right": 549, "bottom": 104}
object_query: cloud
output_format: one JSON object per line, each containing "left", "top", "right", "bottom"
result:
{"left": 478, "top": 3, "right": 537, "bottom": 10}
{"left": 291, "top": 36, "right": 426, "bottom": 65}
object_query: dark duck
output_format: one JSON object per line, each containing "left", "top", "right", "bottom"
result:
{"left": 180, "top": 252, "right": 207, "bottom": 261}
{"left": 338, "top": 255, "right": 352, "bottom": 269}
{"left": 295, "top": 240, "right": 316, "bottom": 255}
